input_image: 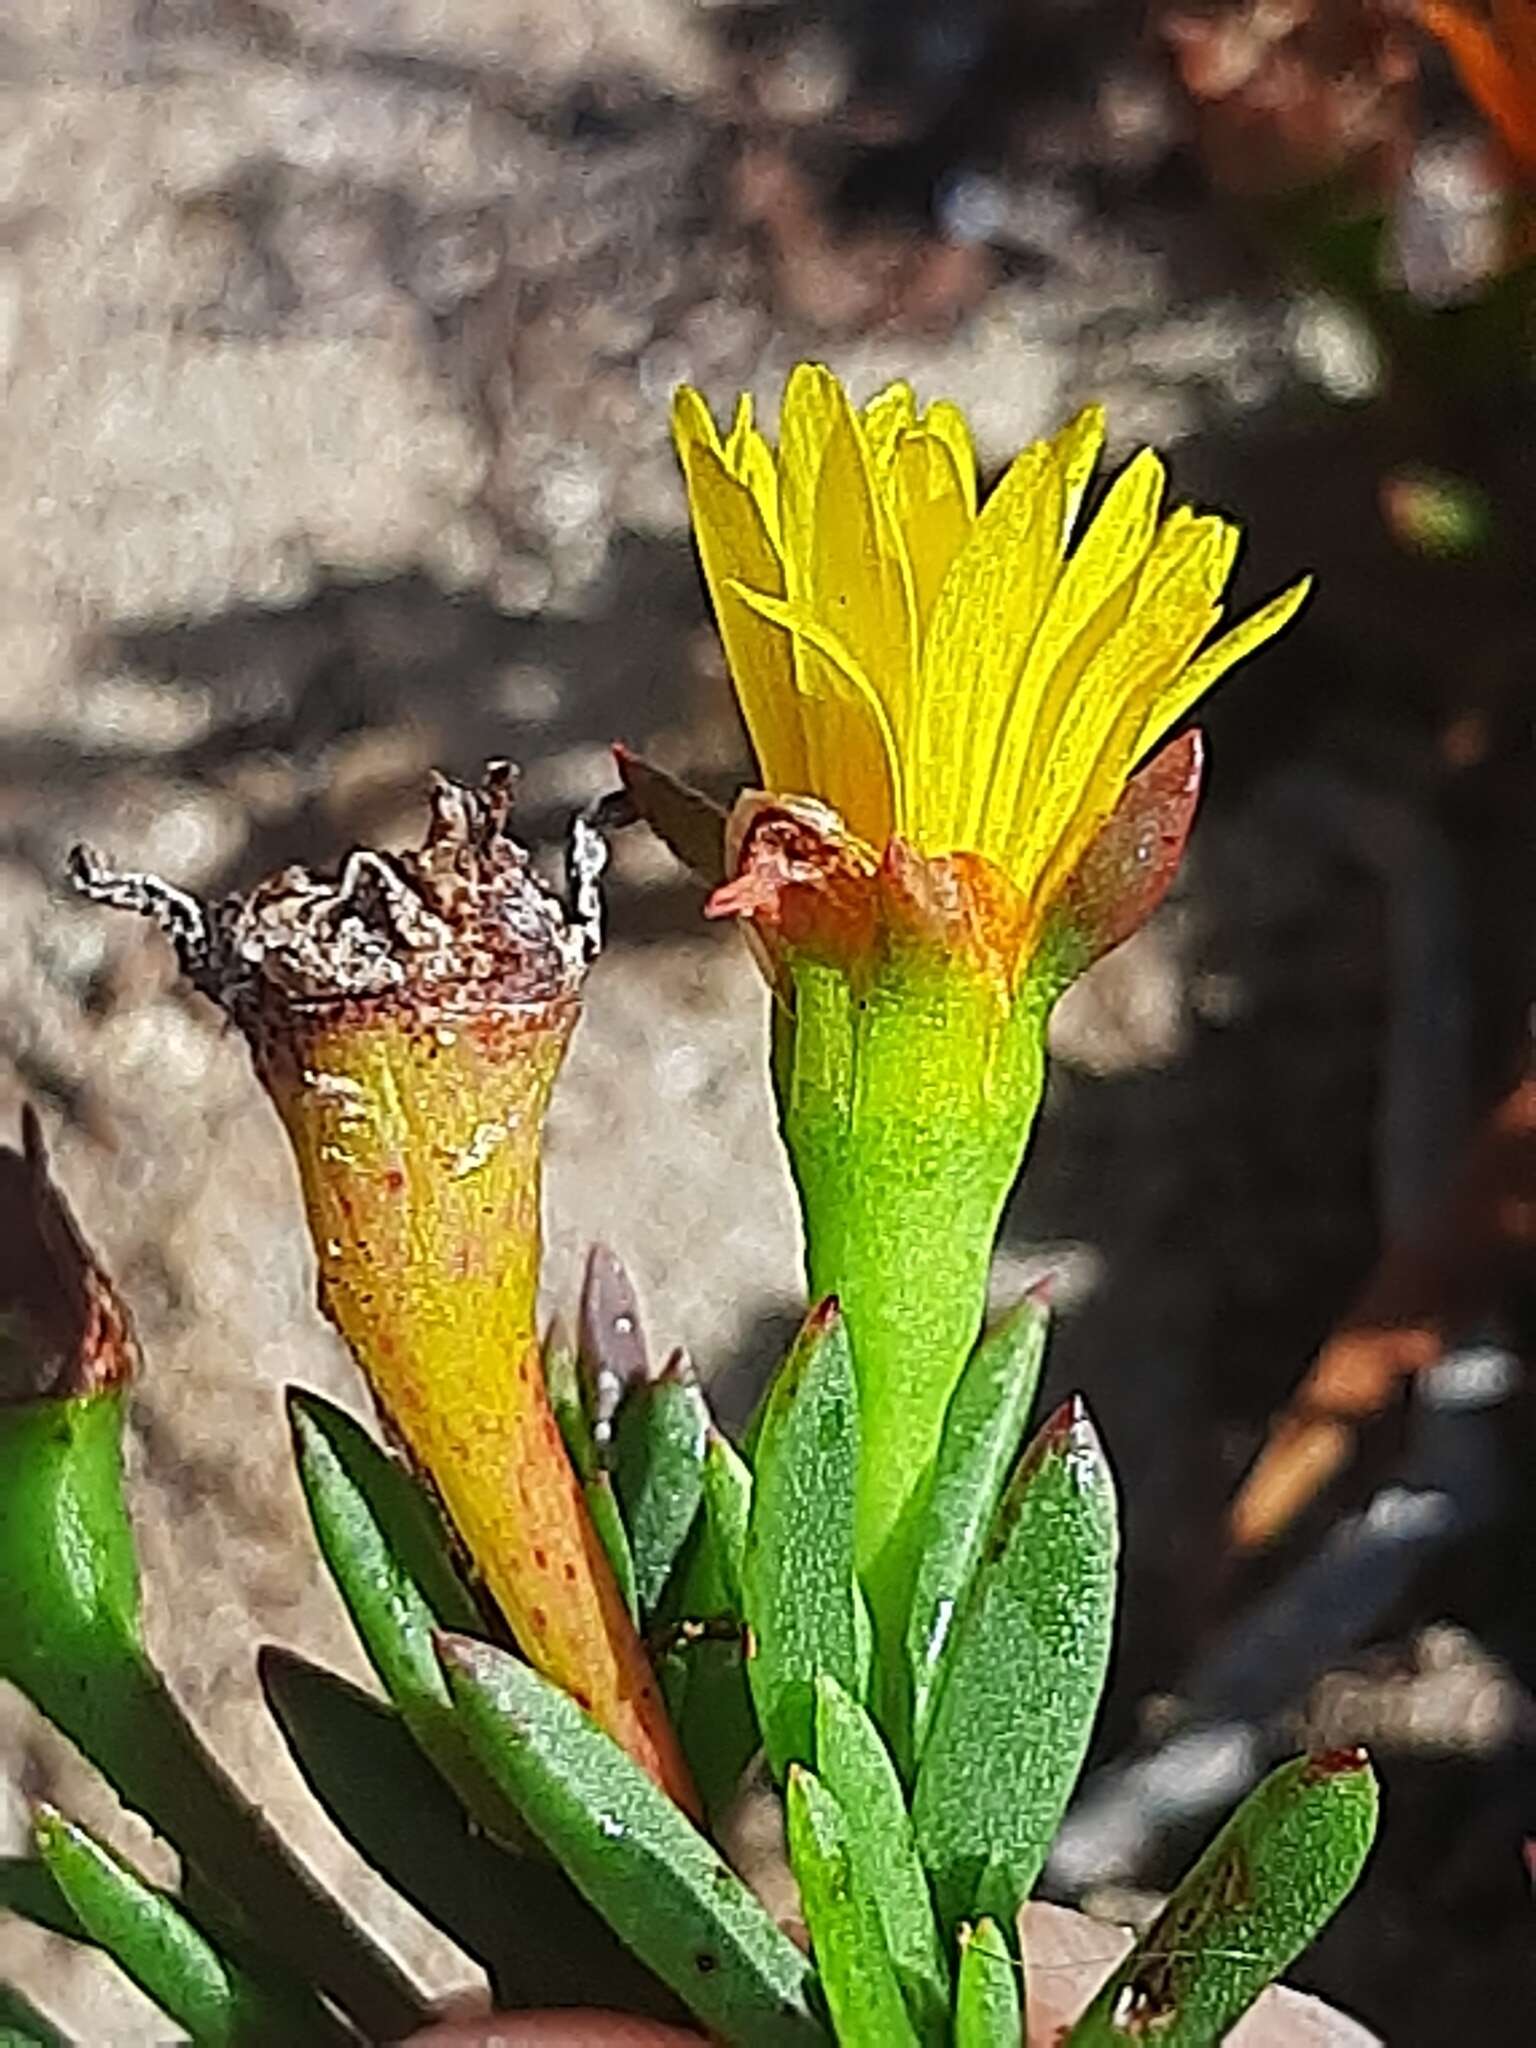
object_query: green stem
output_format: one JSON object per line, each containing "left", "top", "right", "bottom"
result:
{"left": 775, "top": 956, "right": 1050, "bottom": 1642}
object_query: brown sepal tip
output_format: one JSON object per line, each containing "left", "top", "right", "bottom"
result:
{"left": 0, "top": 1107, "right": 138, "bottom": 1403}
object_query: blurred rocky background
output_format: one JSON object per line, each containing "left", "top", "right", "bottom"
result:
{"left": 4, "top": 0, "right": 1536, "bottom": 2039}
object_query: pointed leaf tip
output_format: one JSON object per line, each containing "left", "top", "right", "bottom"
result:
{"left": 914, "top": 1392, "right": 1117, "bottom": 1934}
{"left": 1020, "top": 1393, "right": 1102, "bottom": 1484}
{"left": 1303, "top": 1746, "right": 1372, "bottom": 1781}
{"left": 807, "top": 1294, "right": 842, "bottom": 1335}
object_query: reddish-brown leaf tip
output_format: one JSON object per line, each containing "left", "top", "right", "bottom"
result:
{"left": 805, "top": 1295, "right": 843, "bottom": 1336}
{"left": 1302, "top": 1746, "right": 1372, "bottom": 1783}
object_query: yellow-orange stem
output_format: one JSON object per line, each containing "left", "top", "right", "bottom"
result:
{"left": 261, "top": 994, "right": 695, "bottom": 1811}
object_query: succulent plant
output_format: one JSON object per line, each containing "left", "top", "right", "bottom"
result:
{"left": 0, "top": 373, "right": 1378, "bottom": 2046}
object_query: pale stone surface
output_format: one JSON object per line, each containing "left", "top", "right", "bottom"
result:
{"left": 1020, "top": 1901, "right": 1382, "bottom": 2046}
{"left": 545, "top": 938, "right": 802, "bottom": 1374}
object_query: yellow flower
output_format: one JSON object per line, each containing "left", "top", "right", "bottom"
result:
{"left": 674, "top": 366, "right": 1308, "bottom": 962}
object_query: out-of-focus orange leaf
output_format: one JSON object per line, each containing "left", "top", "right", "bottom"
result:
{"left": 1231, "top": 1065, "right": 1536, "bottom": 1549}
{"left": 1421, "top": 0, "right": 1536, "bottom": 179}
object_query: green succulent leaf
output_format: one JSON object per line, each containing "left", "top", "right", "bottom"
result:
{"left": 813, "top": 1677, "right": 947, "bottom": 2043}
{"left": 288, "top": 1387, "right": 516, "bottom": 1828}
{"left": 546, "top": 1322, "right": 599, "bottom": 1481}
{"left": 742, "top": 1300, "right": 864, "bottom": 1781}
{"left": 0, "top": 1387, "right": 424, "bottom": 2044}
{"left": 912, "top": 1397, "right": 1118, "bottom": 1938}
{"left": 0, "top": 1391, "right": 143, "bottom": 1747}
{"left": 786, "top": 1765, "right": 919, "bottom": 2048}
{"left": 0, "top": 1859, "right": 87, "bottom": 1943}
{"left": 1065, "top": 1750, "right": 1380, "bottom": 2047}
{"left": 653, "top": 1427, "right": 758, "bottom": 1822}
{"left": 288, "top": 1389, "right": 480, "bottom": 1633}
{"left": 34, "top": 1809, "right": 341, "bottom": 2048}
{"left": 954, "top": 1917, "right": 1021, "bottom": 2048}
{"left": 550, "top": 1323, "right": 645, "bottom": 1616}
{"left": 699, "top": 1428, "right": 753, "bottom": 1615}
{"left": 612, "top": 1362, "right": 710, "bottom": 1618}
{"left": 585, "top": 1470, "right": 641, "bottom": 1622}
{"left": 902, "top": 1293, "right": 1050, "bottom": 1769}
{"left": 0, "top": 1981, "right": 65, "bottom": 2047}
{"left": 261, "top": 1648, "right": 681, "bottom": 2022}
{"left": 440, "top": 1634, "right": 828, "bottom": 2047}
{"left": 659, "top": 1629, "right": 758, "bottom": 1827}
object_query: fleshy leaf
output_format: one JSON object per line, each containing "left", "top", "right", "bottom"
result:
{"left": 742, "top": 1300, "right": 865, "bottom": 1780}
{"left": 34, "top": 1809, "right": 340, "bottom": 2048}
{"left": 260, "top": 1648, "right": 681, "bottom": 2021}
{"left": 288, "top": 1389, "right": 512, "bottom": 1828}
{"left": 585, "top": 1470, "right": 641, "bottom": 1623}
{"left": 579, "top": 1242, "right": 652, "bottom": 1450}
{"left": 612, "top": 1357, "right": 710, "bottom": 1619}
{"left": 0, "top": 1980, "right": 65, "bottom": 2047}
{"left": 814, "top": 1677, "right": 948, "bottom": 2044}
{"left": 548, "top": 1329, "right": 641, "bottom": 1613}
{"left": 1065, "top": 1750, "right": 1379, "bottom": 2046}
{"left": 546, "top": 1320, "right": 598, "bottom": 1481}
{"left": 912, "top": 1397, "right": 1118, "bottom": 1938}
{"left": 954, "top": 1918, "right": 1021, "bottom": 2048}
{"left": 440, "top": 1636, "right": 828, "bottom": 2047}
{"left": 660, "top": 1628, "right": 759, "bottom": 1825}
{"left": 786, "top": 1766, "right": 921, "bottom": 2048}
{"left": 901, "top": 1292, "right": 1051, "bottom": 1771}
{"left": 0, "top": 1860, "right": 86, "bottom": 1944}
{"left": 699, "top": 1427, "right": 753, "bottom": 1615}
{"left": 656, "top": 1429, "right": 758, "bottom": 1821}
{"left": 288, "top": 1390, "right": 481, "bottom": 1633}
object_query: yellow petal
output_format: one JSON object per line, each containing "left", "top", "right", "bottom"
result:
{"left": 673, "top": 388, "right": 806, "bottom": 793}
{"left": 921, "top": 400, "right": 978, "bottom": 516}
{"left": 1139, "top": 576, "right": 1312, "bottom": 756}
{"left": 777, "top": 363, "right": 840, "bottom": 602}
{"left": 861, "top": 380, "right": 918, "bottom": 478}
{"left": 795, "top": 369, "right": 918, "bottom": 778}
{"left": 1006, "top": 529, "right": 1228, "bottom": 902}
{"left": 888, "top": 427, "right": 974, "bottom": 642}
{"left": 936, "top": 407, "right": 1103, "bottom": 855}
{"left": 732, "top": 584, "right": 902, "bottom": 842}
{"left": 1051, "top": 403, "right": 1107, "bottom": 543}
{"left": 723, "top": 393, "right": 780, "bottom": 546}
{"left": 979, "top": 448, "right": 1165, "bottom": 859}
{"left": 912, "top": 437, "right": 1065, "bottom": 854}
